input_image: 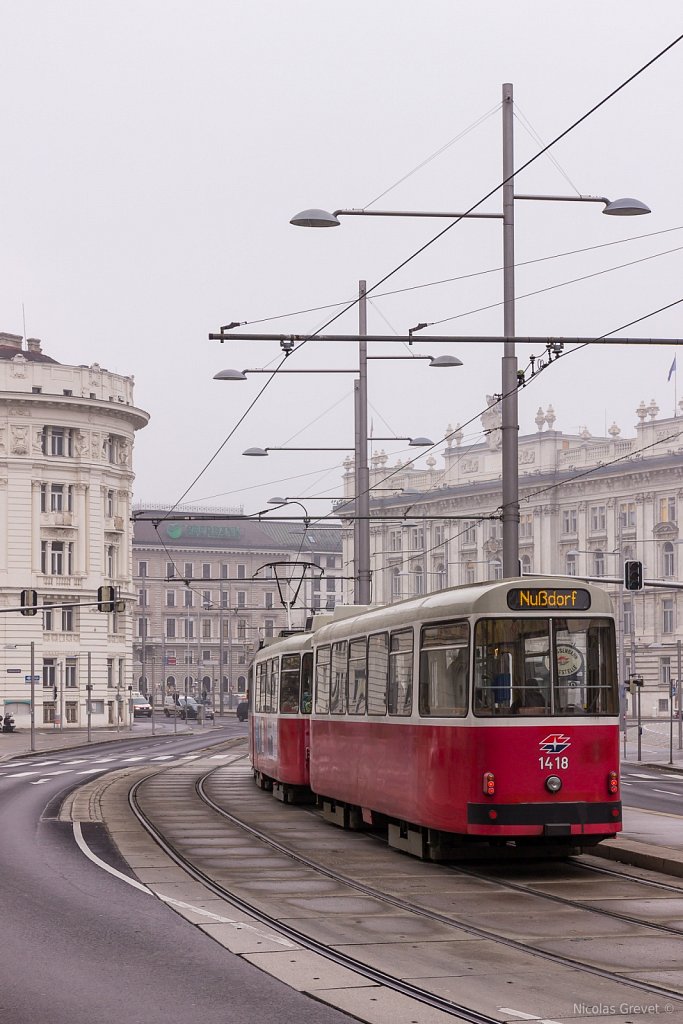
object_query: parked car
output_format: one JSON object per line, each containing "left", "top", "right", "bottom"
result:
{"left": 132, "top": 696, "right": 153, "bottom": 718}
{"left": 164, "top": 695, "right": 200, "bottom": 720}
{"left": 236, "top": 700, "right": 249, "bottom": 722}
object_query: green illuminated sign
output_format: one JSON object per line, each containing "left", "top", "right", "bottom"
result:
{"left": 164, "top": 524, "right": 241, "bottom": 540}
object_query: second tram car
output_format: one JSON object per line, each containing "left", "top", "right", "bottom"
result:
{"left": 249, "top": 578, "right": 621, "bottom": 859}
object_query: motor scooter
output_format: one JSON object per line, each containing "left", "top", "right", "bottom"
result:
{"left": 2, "top": 713, "right": 16, "bottom": 733}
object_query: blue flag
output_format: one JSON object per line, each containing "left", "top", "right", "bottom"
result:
{"left": 668, "top": 356, "right": 677, "bottom": 382}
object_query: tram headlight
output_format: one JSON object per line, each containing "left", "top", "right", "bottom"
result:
{"left": 545, "top": 775, "right": 562, "bottom": 793}
{"left": 482, "top": 771, "right": 495, "bottom": 796}
{"left": 607, "top": 770, "right": 619, "bottom": 794}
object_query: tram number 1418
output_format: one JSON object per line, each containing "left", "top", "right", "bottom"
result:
{"left": 539, "top": 755, "right": 569, "bottom": 770}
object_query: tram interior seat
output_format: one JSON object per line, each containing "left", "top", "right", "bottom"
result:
{"left": 511, "top": 683, "right": 547, "bottom": 715}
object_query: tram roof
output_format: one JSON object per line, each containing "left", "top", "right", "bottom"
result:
{"left": 312, "top": 577, "right": 614, "bottom": 644}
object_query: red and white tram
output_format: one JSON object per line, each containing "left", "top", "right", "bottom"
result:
{"left": 250, "top": 630, "right": 314, "bottom": 801}
{"left": 249, "top": 578, "right": 621, "bottom": 858}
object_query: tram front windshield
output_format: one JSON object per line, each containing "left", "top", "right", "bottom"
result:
{"left": 473, "top": 616, "right": 617, "bottom": 716}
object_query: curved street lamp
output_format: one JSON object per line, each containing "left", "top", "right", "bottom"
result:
{"left": 291, "top": 83, "right": 650, "bottom": 578}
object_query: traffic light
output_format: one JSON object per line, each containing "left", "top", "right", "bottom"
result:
{"left": 97, "top": 585, "right": 116, "bottom": 612}
{"left": 20, "top": 589, "right": 38, "bottom": 616}
{"left": 624, "top": 560, "right": 643, "bottom": 591}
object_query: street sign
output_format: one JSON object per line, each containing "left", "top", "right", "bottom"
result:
{"left": 166, "top": 656, "right": 177, "bottom": 665}
{"left": 6, "top": 668, "right": 22, "bottom": 674}
{"left": 25, "top": 675, "right": 41, "bottom": 683}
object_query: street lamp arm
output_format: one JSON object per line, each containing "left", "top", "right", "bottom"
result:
{"left": 332, "top": 207, "right": 503, "bottom": 221}
{"left": 514, "top": 194, "right": 651, "bottom": 216}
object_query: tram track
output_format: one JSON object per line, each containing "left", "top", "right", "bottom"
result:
{"left": 127, "top": 756, "right": 683, "bottom": 1014}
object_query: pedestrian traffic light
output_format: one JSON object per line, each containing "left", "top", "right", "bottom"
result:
{"left": 97, "top": 585, "right": 116, "bottom": 611}
{"left": 20, "top": 589, "right": 38, "bottom": 616}
{"left": 624, "top": 560, "right": 643, "bottom": 591}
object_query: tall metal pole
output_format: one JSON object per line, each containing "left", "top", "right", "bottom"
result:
{"left": 678, "top": 638, "right": 682, "bottom": 751}
{"left": 218, "top": 579, "right": 224, "bottom": 718}
{"left": 86, "top": 652, "right": 92, "bottom": 744}
{"left": 30, "top": 641, "right": 36, "bottom": 753}
{"left": 357, "top": 280, "right": 371, "bottom": 604}
{"left": 501, "top": 82, "right": 519, "bottom": 578}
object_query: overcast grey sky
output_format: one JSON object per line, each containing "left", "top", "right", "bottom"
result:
{"left": 2, "top": 2, "right": 683, "bottom": 518}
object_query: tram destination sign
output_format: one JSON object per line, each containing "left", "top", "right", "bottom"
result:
{"left": 507, "top": 587, "right": 591, "bottom": 611}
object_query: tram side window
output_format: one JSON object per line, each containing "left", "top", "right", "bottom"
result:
{"left": 330, "top": 641, "right": 348, "bottom": 714}
{"left": 315, "top": 645, "right": 331, "bottom": 714}
{"left": 348, "top": 638, "right": 367, "bottom": 715}
{"left": 388, "top": 629, "right": 413, "bottom": 716}
{"left": 255, "top": 661, "right": 265, "bottom": 713}
{"left": 553, "top": 618, "right": 617, "bottom": 715}
{"left": 301, "top": 652, "right": 313, "bottom": 714}
{"left": 280, "top": 654, "right": 300, "bottom": 714}
{"left": 367, "top": 633, "right": 388, "bottom": 715}
{"left": 419, "top": 621, "right": 469, "bottom": 717}
{"left": 266, "top": 658, "right": 279, "bottom": 713}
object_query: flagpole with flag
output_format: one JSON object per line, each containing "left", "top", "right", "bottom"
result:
{"left": 668, "top": 354, "right": 677, "bottom": 416}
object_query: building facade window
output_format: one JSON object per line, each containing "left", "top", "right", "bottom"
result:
{"left": 166, "top": 618, "right": 176, "bottom": 639}
{"left": 40, "top": 483, "right": 74, "bottom": 512}
{"left": 388, "top": 530, "right": 402, "bottom": 553}
{"left": 166, "top": 561, "right": 175, "bottom": 579}
{"left": 137, "top": 560, "right": 148, "bottom": 578}
{"left": 463, "top": 521, "right": 477, "bottom": 544}
{"left": 41, "top": 540, "right": 74, "bottom": 575}
{"left": 184, "top": 590, "right": 194, "bottom": 608}
{"left": 565, "top": 552, "right": 577, "bottom": 576}
{"left": 42, "top": 426, "right": 74, "bottom": 457}
{"left": 623, "top": 600, "right": 634, "bottom": 636}
{"left": 620, "top": 501, "right": 636, "bottom": 528}
{"left": 202, "top": 563, "right": 211, "bottom": 579}
{"left": 409, "top": 527, "right": 424, "bottom": 550}
{"left": 663, "top": 541, "right": 675, "bottom": 578}
{"left": 658, "top": 496, "right": 677, "bottom": 523}
{"left": 65, "top": 658, "right": 78, "bottom": 688}
{"left": 662, "top": 598, "right": 675, "bottom": 635}
{"left": 590, "top": 505, "right": 606, "bottom": 532}
{"left": 42, "top": 658, "right": 56, "bottom": 688}
{"left": 165, "top": 590, "right": 176, "bottom": 607}
{"left": 562, "top": 508, "right": 577, "bottom": 534}
{"left": 593, "top": 550, "right": 605, "bottom": 577}
{"left": 519, "top": 513, "right": 533, "bottom": 539}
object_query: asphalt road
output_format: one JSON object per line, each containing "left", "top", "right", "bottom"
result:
{"left": 0, "top": 727, "right": 355, "bottom": 1024}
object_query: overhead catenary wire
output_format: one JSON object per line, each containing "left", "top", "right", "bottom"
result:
{"left": 179, "top": 33, "right": 683, "bottom": 517}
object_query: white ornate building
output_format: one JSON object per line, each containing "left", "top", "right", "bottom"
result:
{"left": 339, "top": 396, "right": 683, "bottom": 718}
{"left": 0, "top": 332, "right": 149, "bottom": 727}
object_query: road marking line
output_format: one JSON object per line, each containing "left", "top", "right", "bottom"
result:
{"left": 653, "top": 789, "right": 681, "bottom": 796}
{"left": 62, "top": 759, "right": 90, "bottom": 764}
{"left": 72, "top": 824, "right": 297, "bottom": 946}
{"left": 499, "top": 1008, "right": 564, "bottom": 1024}
{"left": 29, "top": 780, "right": 52, "bottom": 785}
{"left": 76, "top": 768, "right": 109, "bottom": 775}
{"left": 73, "top": 822, "right": 150, "bottom": 893}
{"left": 6, "top": 771, "right": 40, "bottom": 777}
{"left": 150, "top": 755, "right": 174, "bottom": 760}
{"left": 39, "top": 770, "right": 75, "bottom": 776}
